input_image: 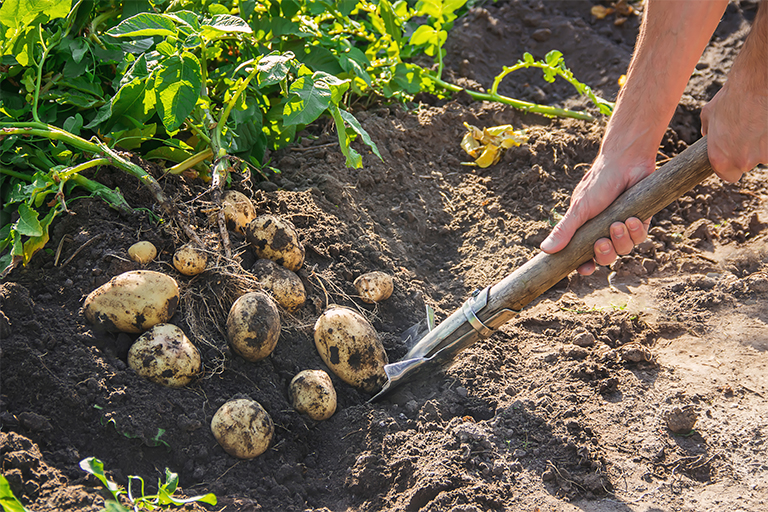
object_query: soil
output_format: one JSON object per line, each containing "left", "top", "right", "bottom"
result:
{"left": 2, "top": 1, "right": 767, "bottom": 511}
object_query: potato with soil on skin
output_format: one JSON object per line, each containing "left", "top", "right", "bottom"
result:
{"left": 289, "top": 369, "right": 337, "bottom": 421}
{"left": 226, "top": 292, "right": 281, "bottom": 362}
{"left": 127, "top": 323, "right": 201, "bottom": 387}
{"left": 354, "top": 271, "right": 394, "bottom": 304}
{"left": 313, "top": 305, "right": 388, "bottom": 393}
{"left": 210, "top": 398, "right": 274, "bottom": 459}
{"left": 245, "top": 215, "right": 305, "bottom": 272}
{"left": 128, "top": 241, "right": 157, "bottom": 264}
{"left": 221, "top": 190, "right": 256, "bottom": 234}
{"left": 83, "top": 270, "right": 179, "bottom": 333}
{"left": 252, "top": 259, "right": 306, "bottom": 312}
{"left": 173, "top": 243, "right": 207, "bottom": 276}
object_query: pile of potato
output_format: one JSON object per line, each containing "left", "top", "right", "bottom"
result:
{"left": 83, "top": 190, "right": 396, "bottom": 459}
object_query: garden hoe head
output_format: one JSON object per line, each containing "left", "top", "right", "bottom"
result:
{"left": 370, "top": 136, "right": 715, "bottom": 401}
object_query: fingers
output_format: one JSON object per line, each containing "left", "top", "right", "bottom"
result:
{"left": 540, "top": 207, "right": 590, "bottom": 254}
{"left": 587, "top": 217, "right": 650, "bottom": 271}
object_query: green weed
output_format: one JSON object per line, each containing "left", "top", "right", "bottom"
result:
{"left": 0, "top": 475, "right": 31, "bottom": 512}
{"left": 79, "top": 457, "right": 216, "bottom": 511}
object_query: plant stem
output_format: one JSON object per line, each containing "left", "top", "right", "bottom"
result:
{"left": 429, "top": 75, "right": 596, "bottom": 121}
{"left": 0, "top": 166, "right": 34, "bottom": 181}
{"left": 167, "top": 148, "right": 214, "bottom": 175}
{"left": 69, "top": 174, "right": 132, "bottom": 213}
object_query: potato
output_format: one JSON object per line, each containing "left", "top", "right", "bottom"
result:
{"left": 83, "top": 270, "right": 179, "bottom": 333}
{"left": 173, "top": 244, "right": 207, "bottom": 276}
{"left": 354, "top": 271, "right": 394, "bottom": 303}
{"left": 127, "top": 323, "right": 201, "bottom": 387}
{"left": 128, "top": 241, "right": 157, "bottom": 264}
{"left": 252, "top": 259, "right": 306, "bottom": 312}
{"left": 221, "top": 190, "right": 256, "bottom": 234}
{"left": 211, "top": 398, "right": 274, "bottom": 459}
{"left": 245, "top": 215, "right": 305, "bottom": 272}
{"left": 289, "top": 369, "right": 337, "bottom": 421}
{"left": 313, "top": 306, "right": 388, "bottom": 393}
{"left": 226, "top": 292, "right": 281, "bottom": 362}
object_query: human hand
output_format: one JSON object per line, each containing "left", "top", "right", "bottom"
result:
{"left": 540, "top": 153, "right": 653, "bottom": 275}
{"left": 701, "top": 76, "right": 768, "bottom": 182}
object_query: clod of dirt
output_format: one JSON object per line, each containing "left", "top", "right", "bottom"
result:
{"left": 572, "top": 329, "right": 596, "bottom": 347}
{"left": 618, "top": 343, "right": 654, "bottom": 363}
{"left": 664, "top": 405, "right": 698, "bottom": 434}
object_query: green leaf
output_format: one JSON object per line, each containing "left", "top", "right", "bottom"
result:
{"left": 0, "top": 0, "right": 70, "bottom": 29}
{"left": 153, "top": 52, "right": 202, "bottom": 132}
{"left": 523, "top": 52, "right": 534, "bottom": 64}
{"left": 85, "top": 76, "right": 155, "bottom": 131}
{"left": 79, "top": 458, "right": 121, "bottom": 500}
{"left": 257, "top": 52, "right": 294, "bottom": 87}
{"left": 409, "top": 24, "right": 438, "bottom": 47}
{"left": 106, "top": 13, "right": 178, "bottom": 38}
{"left": 0, "top": 474, "right": 30, "bottom": 512}
{"left": 329, "top": 105, "right": 361, "bottom": 168}
{"left": 545, "top": 50, "right": 563, "bottom": 67}
{"left": 200, "top": 14, "right": 253, "bottom": 39}
{"left": 378, "top": 0, "right": 403, "bottom": 45}
{"left": 22, "top": 206, "right": 56, "bottom": 264}
{"left": 168, "top": 11, "right": 201, "bottom": 32}
{"left": 339, "top": 108, "right": 382, "bottom": 161}
{"left": 16, "top": 203, "right": 42, "bottom": 237}
{"left": 283, "top": 75, "right": 332, "bottom": 126}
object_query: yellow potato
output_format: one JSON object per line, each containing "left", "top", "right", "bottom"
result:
{"left": 226, "top": 292, "right": 281, "bottom": 362}
{"left": 128, "top": 241, "right": 157, "bottom": 264}
{"left": 289, "top": 369, "right": 337, "bottom": 421}
{"left": 127, "top": 323, "right": 201, "bottom": 388}
{"left": 210, "top": 398, "right": 274, "bottom": 459}
{"left": 252, "top": 259, "right": 306, "bottom": 312}
{"left": 353, "top": 271, "right": 394, "bottom": 303}
{"left": 83, "top": 270, "right": 179, "bottom": 333}
{"left": 173, "top": 244, "right": 207, "bottom": 276}
{"left": 313, "top": 306, "right": 388, "bottom": 393}
{"left": 245, "top": 215, "right": 305, "bottom": 272}
{"left": 221, "top": 190, "right": 256, "bottom": 234}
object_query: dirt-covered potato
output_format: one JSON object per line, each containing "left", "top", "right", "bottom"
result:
{"left": 245, "top": 215, "right": 305, "bottom": 272}
{"left": 128, "top": 241, "right": 157, "bottom": 264}
{"left": 127, "top": 323, "right": 201, "bottom": 387}
{"left": 313, "top": 305, "right": 388, "bottom": 393}
{"left": 221, "top": 190, "right": 256, "bottom": 234}
{"left": 252, "top": 259, "right": 306, "bottom": 312}
{"left": 83, "top": 270, "right": 179, "bottom": 333}
{"left": 354, "top": 271, "right": 394, "bottom": 303}
{"left": 173, "top": 244, "right": 207, "bottom": 276}
{"left": 289, "top": 369, "right": 337, "bottom": 421}
{"left": 210, "top": 398, "right": 274, "bottom": 459}
{"left": 226, "top": 292, "right": 281, "bottom": 362}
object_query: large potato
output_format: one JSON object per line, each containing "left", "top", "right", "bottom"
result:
{"left": 211, "top": 398, "right": 274, "bottom": 459}
{"left": 354, "top": 271, "right": 394, "bottom": 303}
{"left": 313, "top": 306, "right": 388, "bottom": 393}
{"left": 226, "top": 292, "right": 281, "bottom": 362}
{"left": 289, "top": 369, "right": 337, "bottom": 421}
{"left": 245, "top": 215, "right": 305, "bottom": 272}
{"left": 221, "top": 190, "right": 256, "bottom": 234}
{"left": 127, "top": 323, "right": 201, "bottom": 388}
{"left": 83, "top": 270, "right": 179, "bottom": 333}
{"left": 252, "top": 259, "right": 306, "bottom": 312}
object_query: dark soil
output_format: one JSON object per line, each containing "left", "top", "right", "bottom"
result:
{"left": 2, "top": 1, "right": 767, "bottom": 511}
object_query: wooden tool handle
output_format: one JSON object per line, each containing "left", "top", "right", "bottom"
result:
{"left": 484, "top": 136, "right": 713, "bottom": 321}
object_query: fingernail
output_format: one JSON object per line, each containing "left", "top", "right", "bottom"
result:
{"left": 540, "top": 236, "right": 554, "bottom": 251}
{"left": 598, "top": 242, "right": 611, "bottom": 254}
{"left": 627, "top": 218, "right": 641, "bottom": 231}
{"left": 611, "top": 225, "right": 624, "bottom": 238}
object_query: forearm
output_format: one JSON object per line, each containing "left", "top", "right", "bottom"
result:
{"left": 602, "top": 0, "right": 728, "bottom": 162}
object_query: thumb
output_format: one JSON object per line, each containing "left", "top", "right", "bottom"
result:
{"left": 540, "top": 208, "right": 587, "bottom": 254}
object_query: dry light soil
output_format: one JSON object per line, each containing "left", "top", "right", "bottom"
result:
{"left": 2, "top": 1, "right": 767, "bottom": 511}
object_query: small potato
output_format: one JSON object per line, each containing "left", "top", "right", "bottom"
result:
{"left": 354, "top": 271, "right": 394, "bottom": 304}
{"left": 252, "top": 259, "right": 306, "bottom": 312}
{"left": 211, "top": 398, "right": 274, "bottom": 459}
{"left": 289, "top": 369, "right": 337, "bottom": 421}
{"left": 245, "top": 215, "right": 305, "bottom": 272}
{"left": 173, "top": 244, "right": 207, "bottom": 276}
{"left": 127, "top": 323, "right": 201, "bottom": 387}
{"left": 221, "top": 190, "right": 256, "bottom": 234}
{"left": 84, "top": 270, "right": 179, "bottom": 333}
{"left": 226, "top": 292, "right": 281, "bottom": 362}
{"left": 313, "top": 306, "right": 388, "bottom": 393}
{"left": 128, "top": 241, "right": 157, "bottom": 264}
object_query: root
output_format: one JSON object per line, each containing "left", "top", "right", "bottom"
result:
{"left": 210, "top": 158, "right": 233, "bottom": 260}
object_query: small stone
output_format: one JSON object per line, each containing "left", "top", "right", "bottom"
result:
{"left": 572, "top": 330, "right": 596, "bottom": 347}
{"left": 532, "top": 28, "right": 552, "bottom": 42}
{"left": 18, "top": 411, "right": 52, "bottom": 432}
{"left": 642, "top": 258, "right": 658, "bottom": 275}
{"left": 619, "top": 343, "right": 653, "bottom": 363}
{"left": 512, "top": 449, "right": 527, "bottom": 458}
{"left": 664, "top": 405, "right": 697, "bottom": 434}
{"left": 561, "top": 346, "right": 589, "bottom": 360}
{"left": 456, "top": 386, "right": 469, "bottom": 398}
